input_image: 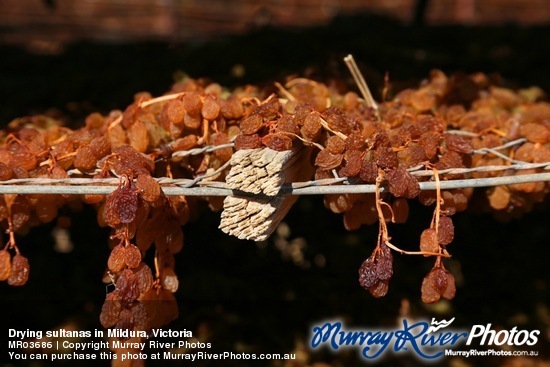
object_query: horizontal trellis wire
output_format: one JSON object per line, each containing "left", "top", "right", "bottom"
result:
{"left": 0, "top": 172, "right": 548, "bottom": 196}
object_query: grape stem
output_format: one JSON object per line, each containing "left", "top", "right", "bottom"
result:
{"left": 374, "top": 171, "right": 450, "bottom": 258}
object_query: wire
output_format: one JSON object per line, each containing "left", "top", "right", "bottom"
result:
{"left": 0, "top": 171, "right": 548, "bottom": 196}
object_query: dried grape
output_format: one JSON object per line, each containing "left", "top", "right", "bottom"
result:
{"left": 420, "top": 228, "right": 439, "bottom": 254}
{"left": 117, "top": 269, "right": 140, "bottom": 306}
{"left": 240, "top": 114, "right": 263, "bottom": 135}
{"left": 315, "top": 149, "right": 343, "bottom": 170}
{"left": 74, "top": 145, "right": 97, "bottom": 172}
{"left": 262, "top": 133, "right": 292, "bottom": 151}
{"left": 444, "top": 133, "right": 473, "bottom": 154}
{"left": 7, "top": 254, "right": 30, "bottom": 286}
{"left": 136, "top": 174, "right": 161, "bottom": 203}
{"left": 437, "top": 216, "right": 454, "bottom": 245}
{"left": 301, "top": 114, "right": 322, "bottom": 140}
{"left": 421, "top": 274, "right": 440, "bottom": 304}
{"left": 104, "top": 185, "right": 139, "bottom": 226}
{"left": 386, "top": 167, "right": 420, "bottom": 198}
{"left": 130, "top": 302, "right": 148, "bottom": 331}
{"left": 127, "top": 120, "right": 149, "bottom": 152}
{"left": 161, "top": 267, "right": 179, "bottom": 293}
{"left": 90, "top": 137, "right": 111, "bottom": 159}
{"left": 359, "top": 158, "right": 378, "bottom": 183}
{"left": 359, "top": 256, "right": 378, "bottom": 289}
{"left": 374, "top": 147, "right": 398, "bottom": 169}
{"left": 0, "top": 250, "right": 11, "bottom": 281}
{"left": 340, "top": 149, "right": 362, "bottom": 177}
{"left": 108, "top": 244, "right": 126, "bottom": 272}
{"left": 124, "top": 244, "right": 142, "bottom": 269}
{"left": 100, "top": 291, "right": 121, "bottom": 328}
{"left": 202, "top": 95, "right": 220, "bottom": 120}
{"left": 234, "top": 134, "right": 262, "bottom": 150}
{"left": 326, "top": 135, "right": 345, "bottom": 154}
{"left": 0, "top": 162, "right": 13, "bottom": 181}
{"left": 521, "top": 123, "right": 549, "bottom": 143}
{"left": 134, "top": 263, "right": 153, "bottom": 294}
{"left": 115, "top": 309, "right": 135, "bottom": 333}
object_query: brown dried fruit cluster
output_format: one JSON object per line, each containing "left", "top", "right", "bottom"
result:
{"left": 0, "top": 249, "right": 30, "bottom": 286}
{"left": 358, "top": 244, "right": 393, "bottom": 298}
{"left": 421, "top": 265, "right": 456, "bottom": 303}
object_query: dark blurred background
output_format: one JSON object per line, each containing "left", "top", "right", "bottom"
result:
{"left": 0, "top": 1, "right": 549, "bottom": 366}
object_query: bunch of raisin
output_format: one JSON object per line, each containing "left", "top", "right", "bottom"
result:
{"left": 358, "top": 244, "right": 393, "bottom": 298}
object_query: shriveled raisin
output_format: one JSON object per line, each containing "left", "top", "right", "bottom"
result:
{"left": 171, "top": 135, "right": 198, "bottom": 152}
{"left": 161, "top": 267, "right": 179, "bottom": 293}
{"left": 234, "top": 134, "right": 262, "bottom": 150}
{"left": 201, "top": 94, "right": 220, "bottom": 120}
{"left": 136, "top": 174, "right": 161, "bottom": 202}
{"left": 324, "top": 106, "right": 353, "bottom": 135}
{"left": 276, "top": 115, "right": 299, "bottom": 135}
{"left": 442, "top": 271, "right": 456, "bottom": 300}
{"left": 74, "top": 146, "right": 97, "bottom": 172}
{"left": 326, "top": 135, "right": 346, "bottom": 154}
{"left": 359, "top": 157, "right": 378, "bottom": 183}
{"left": 324, "top": 194, "right": 354, "bottom": 214}
{"left": 124, "top": 244, "right": 142, "bottom": 269}
{"left": 111, "top": 145, "right": 153, "bottom": 177}
{"left": 376, "top": 245, "right": 393, "bottom": 281}
{"left": 104, "top": 186, "right": 139, "bottom": 227}
{"left": 7, "top": 254, "right": 30, "bottom": 286}
{"left": 421, "top": 273, "right": 440, "bottom": 304}
{"left": 301, "top": 114, "right": 322, "bottom": 141}
{"left": 374, "top": 147, "right": 398, "bottom": 169}
{"left": 369, "top": 280, "right": 389, "bottom": 298}
{"left": 115, "top": 309, "right": 135, "bottom": 333}
{"left": 340, "top": 149, "right": 362, "bottom": 177}
{"left": 419, "top": 131, "right": 440, "bottom": 159}
{"left": 0, "top": 162, "right": 12, "bottom": 181}
{"left": 89, "top": 137, "right": 111, "bottom": 159}
{"left": 117, "top": 269, "right": 140, "bottom": 306}
{"left": 182, "top": 92, "right": 202, "bottom": 115}
{"left": 0, "top": 250, "right": 11, "bottom": 281}
{"left": 127, "top": 120, "right": 149, "bottom": 152}
{"left": 262, "top": 133, "right": 292, "bottom": 151}
{"left": 10, "top": 151, "right": 38, "bottom": 171}
{"left": 220, "top": 95, "right": 244, "bottom": 119}
{"left": 359, "top": 256, "right": 378, "bottom": 289}
{"left": 10, "top": 195, "right": 31, "bottom": 231}
{"left": 134, "top": 263, "right": 153, "bottom": 294}
{"left": 521, "top": 123, "right": 549, "bottom": 143}
{"left": 444, "top": 133, "right": 473, "bottom": 154}
{"left": 437, "top": 216, "right": 454, "bottom": 245}
{"left": 315, "top": 149, "right": 343, "bottom": 170}
{"left": 108, "top": 244, "right": 126, "bottom": 272}
{"left": 210, "top": 132, "right": 233, "bottom": 161}
{"left": 253, "top": 98, "right": 280, "bottom": 120}
{"left": 240, "top": 114, "right": 263, "bottom": 135}
{"left": 100, "top": 291, "right": 121, "bottom": 328}
{"left": 161, "top": 99, "right": 185, "bottom": 128}
{"left": 121, "top": 103, "right": 139, "bottom": 128}
{"left": 130, "top": 302, "right": 148, "bottom": 331}
{"left": 420, "top": 228, "right": 439, "bottom": 254}
{"left": 386, "top": 167, "right": 420, "bottom": 198}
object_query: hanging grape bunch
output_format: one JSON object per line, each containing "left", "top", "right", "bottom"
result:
{"left": 0, "top": 62, "right": 549, "bottom": 345}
